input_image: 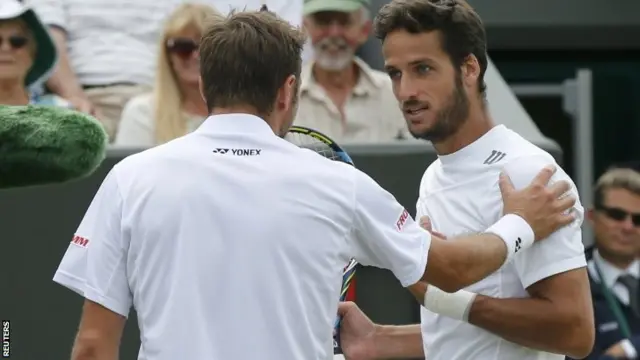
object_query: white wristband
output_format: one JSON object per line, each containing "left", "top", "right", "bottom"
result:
{"left": 423, "top": 285, "right": 477, "bottom": 322}
{"left": 620, "top": 339, "right": 637, "bottom": 359}
{"left": 485, "top": 214, "right": 535, "bottom": 264}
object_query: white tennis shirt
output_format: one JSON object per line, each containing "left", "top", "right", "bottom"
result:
{"left": 53, "top": 113, "right": 430, "bottom": 360}
{"left": 417, "top": 125, "right": 586, "bottom": 360}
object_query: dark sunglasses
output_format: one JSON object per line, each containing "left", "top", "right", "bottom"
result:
{"left": 0, "top": 35, "right": 28, "bottom": 49}
{"left": 166, "top": 38, "right": 198, "bottom": 58}
{"left": 597, "top": 205, "right": 640, "bottom": 227}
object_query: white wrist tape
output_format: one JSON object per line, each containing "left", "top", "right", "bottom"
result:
{"left": 485, "top": 214, "right": 535, "bottom": 263}
{"left": 620, "top": 339, "right": 637, "bottom": 359}
{"left": 423, "top": 286, "right": 477, "bottom": 322}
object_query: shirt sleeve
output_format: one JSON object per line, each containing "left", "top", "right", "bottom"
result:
{"left": 415, "top": 197, "right": 427, "bottom": 219}
{"left": 52, "top": 168, "right": 132, "bottom": 317}
{"left": 350, "top": 169, "right": 431, "bottom": 287}
{"left": 26, "top": 0, "right": 68, "bottom": 29}
{"left": 504, "top": 154, "right": 587, "bottom": 289}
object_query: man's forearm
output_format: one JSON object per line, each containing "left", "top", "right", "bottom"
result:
{"left": 373, "top": 324, "right": 424, "bottom": 359}
{"left": 71, "top": 333, "right": 118, "bottom": 360}
{"left": 71, "top": 343, "right": 117, "bottom": 360}
{"left": 424, "top": 233, "right": 507, "bottom": 293}
{"left": 467, "top": 295, "right": 581, "bottom": 357}
{"left": 423, "top": 214, "right": 534, "bottom": 293}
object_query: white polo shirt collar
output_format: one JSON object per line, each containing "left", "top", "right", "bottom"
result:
{"left": 195, "top": 113, "right": 276, "bottom": 136}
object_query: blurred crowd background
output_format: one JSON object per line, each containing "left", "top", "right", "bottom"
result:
{"left": 3, "top": 0, "right": 640, "bottom": 359}
{"left": 6, "top": 0, "right": 640, "bottom": 172}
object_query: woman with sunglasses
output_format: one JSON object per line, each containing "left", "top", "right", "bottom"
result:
{"left": 0, "top": 1, "right": 70, "bottom": 107}
{"left": 114, "top": 4, "right": 221, "bottom": 147}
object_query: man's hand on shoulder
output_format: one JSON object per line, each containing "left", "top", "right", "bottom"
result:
{"left": 499, "top": 164, "right": 577, "bottom": 242}
{"left": 501, "top": 155, "right": 583, "bottom": 229}
{"left": 414, "top": 164, "right": 594, "bottom": 359}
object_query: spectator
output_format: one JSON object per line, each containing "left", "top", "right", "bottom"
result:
{"left": 0, "top": 0, "right": 69, "bottom": 107}
{"left": 579, "top": 167, "right": 640, "bottom": 360}
{"left": 23, "top": 1, "right": 180, "bottom": 140}
{"left": 26, "top": 0, "right": 304, "bottom": 141}
{"left": 295, "top": 0, "right": 407, "bottom": 143}
{"left": 114, "top": 4, "right": 219, "bottom": 147}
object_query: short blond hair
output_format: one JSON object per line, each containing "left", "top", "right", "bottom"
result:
{"left": 199, "top": 8, "right": 306, "bottom": 116}
{"left": 594, "top": 167, "right": 640, "bottom": 207}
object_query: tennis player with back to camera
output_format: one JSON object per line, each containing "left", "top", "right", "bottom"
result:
{"left": 54, "top": 7, "right": 579, "bottom": 360}
{"left": 336, "top": 1, "right": 594, "bottom": 360}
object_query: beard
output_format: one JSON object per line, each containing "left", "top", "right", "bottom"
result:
{"left": 408, "top": 72, "right": 470, "bottom": 143}
{"left": 313, "top": 36, "right": 355, "bottom": 71}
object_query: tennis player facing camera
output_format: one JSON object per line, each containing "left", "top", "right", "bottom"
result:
{"left": 337, "top": 1, "right": 594, "bottom": 360}
{"left": 54, "top": 7, "right": 577, "bottom": 360}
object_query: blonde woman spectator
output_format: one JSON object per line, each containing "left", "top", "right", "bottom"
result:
{"left": 0, "top": 0, "right": 69, "bottom": 107}
{"left": 115, "top": 4, "right": 220, "bottom": 147}
{"left": 27, "top": 0, "right": 303, "bottom": 141}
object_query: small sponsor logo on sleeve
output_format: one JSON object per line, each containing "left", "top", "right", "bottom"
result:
{"left": 396, "top": 209, "right": 409, "bottom": 231}
{"left": 71, "top": 235, "right": 90, "bottom": 248}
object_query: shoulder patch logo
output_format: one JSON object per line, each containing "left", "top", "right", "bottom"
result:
{"left": 483, "top": 150, "right": 506, "bottom": 165}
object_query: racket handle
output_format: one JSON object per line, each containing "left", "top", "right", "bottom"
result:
{"left": 333, "top": 318, "right": 343, "bottom": 355}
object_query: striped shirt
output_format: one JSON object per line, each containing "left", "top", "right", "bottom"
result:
{"left": 26, "top": 0, "right": 303, "bottom": 87}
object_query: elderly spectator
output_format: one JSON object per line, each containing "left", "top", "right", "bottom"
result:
{"left": 0, "top": 0, "right": 68, "bottom": 106}
{"left": 577, "top": 166, "right": 640, "bottom": 360}
{"left": 26, "top": 0, "right": 303, "bottom": 141}
{"left": 295, "top": 0, "right": 407, "bottom": 143}
{"left": 114, "top": 4, "right": 220, "bottom": 147}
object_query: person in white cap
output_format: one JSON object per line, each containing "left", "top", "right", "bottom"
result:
{"left": 26, "top": 0, "right": 304, "bottom": 141}
{"left": 296, "top": 0, "right": 408, "bottom": 143}
{"left": 0, "top": 0, "right": 69, "bottom": 107}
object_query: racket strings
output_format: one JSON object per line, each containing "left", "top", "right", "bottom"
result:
{"left": 285, "top": 132, "right": 343, "bottom": 162}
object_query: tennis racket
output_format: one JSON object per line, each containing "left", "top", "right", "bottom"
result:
{"left": 285, "top": 126, "right": 354, "bottom": 165}
{"left": 285, "top": 126, "right": 358, "bottom": 355}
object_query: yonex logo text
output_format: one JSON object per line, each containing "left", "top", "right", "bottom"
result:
{"left": 212, "top": 148, "right": 261, "bottom": 156}
{"left": 515, "top": 237, "right": 522, "bottom": 253}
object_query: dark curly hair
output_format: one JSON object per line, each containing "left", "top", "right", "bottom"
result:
{"left": 374, "top": 0, "right": 487, "bottom": 96}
